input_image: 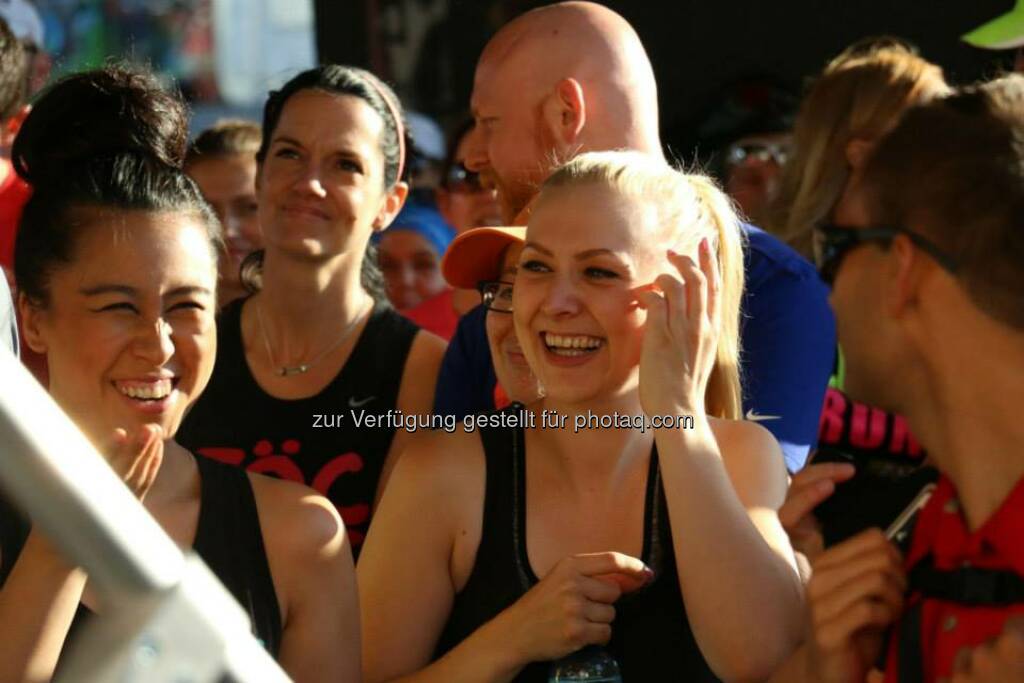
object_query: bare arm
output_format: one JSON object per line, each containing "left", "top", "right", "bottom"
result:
{"left": 655, "top": 420, "right": 804, "bottom": 682}
{"left": 257, "top": 479, "right": 361, "bottom": 683}
{"left": 375, "top": 330, "right": 447, "bottom": 508}
{"left": 0, "top": 533, "right": 86, "bottom": 683}
{"left": 359, "top": 431, "right": 522, "bottom": 683}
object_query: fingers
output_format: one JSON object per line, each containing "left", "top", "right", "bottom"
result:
{"left": 698, "top": 237, "right": 720, "bottom": 325}
{"left": 779, "top": 463, "right": 856, "bottom": 530}
{"left": 582, "top": 601, "right": 616, "bottom": 625}
{"left": 813, "top": 528, "right": 903, "bottom": 572}
{"left": 573, "top": 551, "right": 651, "bottom": 584}
{"left": 667, "top": 248, "right": 708, "bottom": 326}
{"left": 579, "top": 575, "right": 623, "bottom": 604}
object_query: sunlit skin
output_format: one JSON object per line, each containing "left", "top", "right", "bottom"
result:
{"left": 466, "top": 1, "right": 661, "bottom": 223}
{"left": 20, "top": 210, "right": 217, "bottom": 445}
{"left": 513, "top": 184, "right": 673, "bottom": 409}
{"left": 436, "top": 133, "right": 502, "bottom": 232}
{"left": 257, "top": 90, "right": 393, "bottom": 264}
{"left": 377, "top": 229, "right": 448, "bottom": 310}
{"left": 186, "top": 153, "right": 261, "bottom": 304}
{"left": 485, "top": 242, "right": 542, "bottom": 404}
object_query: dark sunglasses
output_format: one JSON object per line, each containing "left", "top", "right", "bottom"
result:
{"left": 443, "top": 163, "right": 485, "bottom": 194}
{"left": 813, "top": 224, "right": 959, "bottom": 286}
{"left": 477, "top": 280, "right": 514, "bottom": 313}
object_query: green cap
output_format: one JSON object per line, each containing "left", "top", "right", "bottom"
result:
{"left": 963, "top": 0, "right": 1024, "bottom": 49}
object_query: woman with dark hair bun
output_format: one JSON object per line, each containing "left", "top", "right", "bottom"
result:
{"left": 1, "top": 65, "right": 360, "bottom": 682}
{"left": 177, "top": 65, "right": 446, "bottom": 558}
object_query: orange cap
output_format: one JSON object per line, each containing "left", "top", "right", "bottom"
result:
{"left": 441, "top": 226, "right": 526, "bottom": 289}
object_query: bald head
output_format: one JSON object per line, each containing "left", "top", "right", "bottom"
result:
{"left": 467, "top": 2, "right": 661, "bottom": 222}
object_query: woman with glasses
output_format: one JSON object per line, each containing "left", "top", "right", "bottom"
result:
{"left": 441, "top": 225, "right": 541, "bottom": 407}
{"left": 359, "top": 151, "right": 803, "bottom": 682}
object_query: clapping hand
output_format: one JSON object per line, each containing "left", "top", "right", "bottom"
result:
{"left": 102, "top": 424, "right": 163, "bottom": 501}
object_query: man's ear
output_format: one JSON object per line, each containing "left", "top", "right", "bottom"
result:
{"left": 884, "top": 234, "right": 920, "bottom": 319}
{"left": 542, "top": 78, "right": 586, "bottom": 148}
{"left": 17, "top": 292, "right": 48, "bottom": 354}
{"left": 373, "top": 182, "right": 410, "bottom": 231}
{"left": 845, "top": 138, "right": 875, "bottom": 170}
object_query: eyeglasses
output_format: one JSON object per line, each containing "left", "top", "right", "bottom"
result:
{"left": 478, "top": 280, "right": 514, "bottom": 313}
{"left": 813, "top": 224, "right": 959, "bottom": 286}
{"left": 443, "top": 162, "right": 485, "bottom": 194}
{"left": 725, "top": 141, "right": 789, "bottom": 168}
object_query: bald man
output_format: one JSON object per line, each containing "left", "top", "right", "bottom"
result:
{"left": 434, "top": 1, "right": 836, "bottom": 473}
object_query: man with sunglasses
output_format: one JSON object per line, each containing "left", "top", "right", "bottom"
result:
{"left": 433, "top": 1, "right": 836, "bottom": 474}
{"left": 770, "top": 76, "right": 1024, "bottom": 683}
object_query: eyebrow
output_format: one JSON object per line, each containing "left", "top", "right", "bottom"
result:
{"left": 521, "top": 242, "right": 623, "bottom": 261}
{"left": 79, "top": 285, "right": 213, "bottom": 298}
{"left": 270, "top": 135, "right": 304, "bottom": 149}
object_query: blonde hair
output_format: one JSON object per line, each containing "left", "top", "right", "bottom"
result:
{"left": 766, "top": 39, "right": 948, "bottom": 257}
{"left": 538, "top": 150, "right": 745, "bottom": 419}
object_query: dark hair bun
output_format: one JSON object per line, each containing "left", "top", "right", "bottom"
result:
{"left": 13, "top": 64, "right": 189, "bottom": 187}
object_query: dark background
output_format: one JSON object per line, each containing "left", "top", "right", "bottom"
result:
{"left": 315, "top": 0, "right": 1016, "bottom": 156}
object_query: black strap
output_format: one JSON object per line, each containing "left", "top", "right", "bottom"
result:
{"left": 891, "top": 555, "right": 1024, "bottom": 682}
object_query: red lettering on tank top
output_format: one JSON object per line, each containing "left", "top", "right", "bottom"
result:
{"left": 888, "top": 416, "right": 923, "bottom": 458}
{"left": 312, "top": 452, "right": 364, "bottom": 495}
{"left": 849, "top": 403, "right": 887, "bottom": 450}
{"left": 818, "top": 388, "right": 847, "bottom": 444}
{"left": 196, "top": 447, "right": 246, "bottom": 466}
{"left": 339, "top": 504, "right": 370, "bottom": 527}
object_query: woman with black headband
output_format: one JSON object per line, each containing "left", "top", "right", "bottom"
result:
{"left": 177, "top": 66, "right": 445, "bottom": 559}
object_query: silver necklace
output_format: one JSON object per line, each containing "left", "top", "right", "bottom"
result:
{"left": 255, "top": 298, "right": 371, "bottom": 377}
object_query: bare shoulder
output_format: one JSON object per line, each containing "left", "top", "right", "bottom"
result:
{"left": 708, "top": 418, "right": 789, "bottom": 507}
{"left": 403, "top": 329, "right": 447, "bottom": 378}
{"left": 248, "top": 474, "right": 347, "bottom": 560}
{"left": 384, "top": 425, "right": 486, "bottom": 507}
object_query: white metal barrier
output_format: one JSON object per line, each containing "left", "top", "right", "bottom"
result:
{"left": 0, "top": 348, "right": 291, "bottom": 682}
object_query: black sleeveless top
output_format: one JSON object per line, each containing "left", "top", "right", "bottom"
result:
{"left": 435, "top": 416, "right": 721, "bottom": 682}
{"left": 0, "top": 454, "right": 282, "bottom": 657}
{"left": 177, "top": 297, "right": 419, "bottom": 557}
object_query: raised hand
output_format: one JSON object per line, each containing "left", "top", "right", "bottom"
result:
{"left": 637, "top": 238, "right": 720, "bottom": 420}
{"left": 780, "top": 461, "right": 857, "bottom": 565}
{"left": 102, "top": 424, "right": 163, "bottom": 500}
{"left": 500, "top": 551, "right": 653, "bottom": 664}
{"left": 805, "top": 529, "right": 906, "bottom": 683}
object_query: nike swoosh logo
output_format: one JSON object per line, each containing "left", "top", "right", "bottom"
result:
{"left": 745, "top": 409, "right": 781, "bottom": 422}
{"left": 348, "top": 396, "right": 376, "bottom": 408}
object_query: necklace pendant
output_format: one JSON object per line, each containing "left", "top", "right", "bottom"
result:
{"left": 277, "top": 364, "right": 309, "bottom": 377}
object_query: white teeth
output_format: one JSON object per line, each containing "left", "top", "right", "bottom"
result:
{"left": 544, "top": 333, "right": 603, "bottom": 351}
{"left": 118, "top": 380, "right": 173, "bottom": 400}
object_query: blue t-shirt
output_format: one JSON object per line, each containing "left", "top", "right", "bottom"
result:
{"left": 433, "top": 225, "right": 836, "bottom": 472}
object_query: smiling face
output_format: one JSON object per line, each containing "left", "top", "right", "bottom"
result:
{"left": 377, "top": 229, "right": 447, "bottom": 309}
{"left": 513, "top": 183, "right": 662, "bottom": 406}
{"left": 21, "top": 210, "right": 218, "bottom": 445}
{"left": 257, "top": 90, "right": 393, "bottom": 262}
{"left": 187, "top": 153, "right": 261, "bottom": 291}
{"left": 486, "top": 242, "right": 542, "bottom": 404}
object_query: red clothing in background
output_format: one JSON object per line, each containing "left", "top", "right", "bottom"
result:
{"left": 400, "top": 288, "right": 458, "bottom": 341}
{"left": 0, "top": 157, "right": 30, "bottom": 271}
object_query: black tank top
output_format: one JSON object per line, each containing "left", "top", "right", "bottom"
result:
{"left": 177, "top": 297, "right": 419, "bottom": 557}
{"left": 0, "top": 454, "right": 282, "bottom": 658}
{"left": 435, "top": 415, "right": 721, "bottom": 682}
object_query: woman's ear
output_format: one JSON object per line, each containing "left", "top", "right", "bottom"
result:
{"left": 17, "top": 292, "right": 48, "bottom": 354}
{"left": 845, "top": 138, "right": 875, "bottom": 170}
{"left": 373, "top": 182, "right": 409, "bottom": 232}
